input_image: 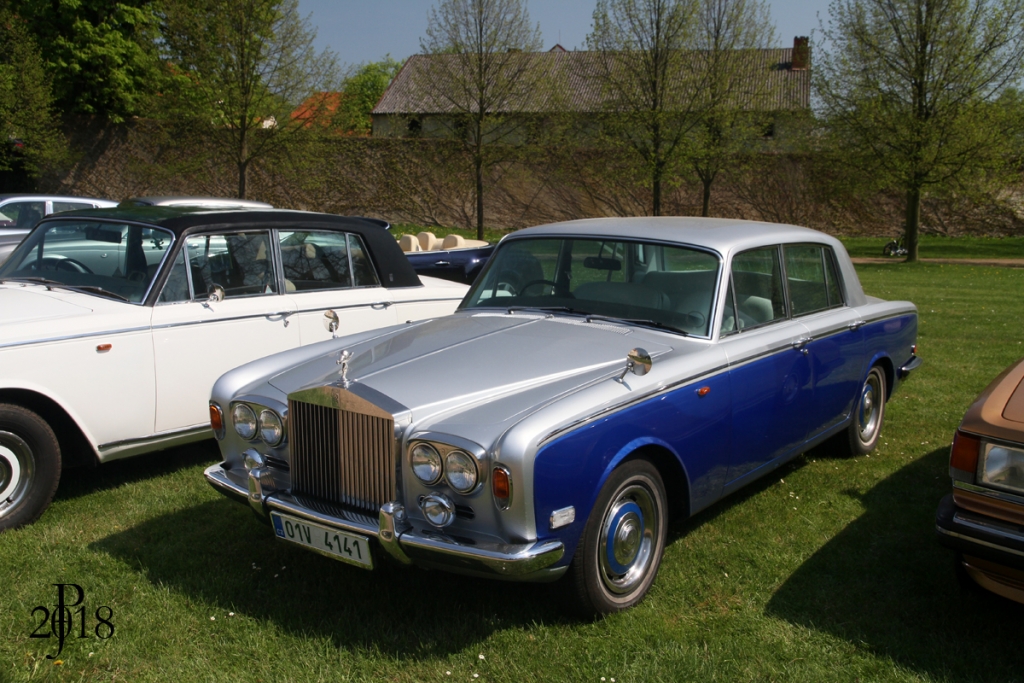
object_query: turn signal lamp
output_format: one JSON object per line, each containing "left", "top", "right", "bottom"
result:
{"left": 492, "top": 466, "right": 511, "bottom": 509}
{"left": 950, "top": 430, "right": 981, "bottom": 476}
{"left": 210, "top": 403, "right": 224, "bottom": 440}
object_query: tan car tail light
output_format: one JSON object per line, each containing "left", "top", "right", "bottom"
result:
{"left": 950, "top": 430, "right": 981, "bottom": 476}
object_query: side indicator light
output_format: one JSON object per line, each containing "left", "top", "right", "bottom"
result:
{"left": 697, "top": 386, "right": 711, "bottom": 397}
{"left": 209, "top": 403, "right": 225, "bottom": 438}
{"left": 96, "top": 344, "right": 112, "bottom": 352}
{"left": 492, "top": 466, "right": 512, "bottom": 509}
{"left": 950, "top": 430, "right": 981, "bottom": 475}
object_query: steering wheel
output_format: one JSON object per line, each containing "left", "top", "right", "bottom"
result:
{"left": 519, "top": 279, "right": 560, "bottom": 296}
{"left": 684, "top": 310, "right": 706, "bottom": 329}
{"left": 37, "top": 257, "right": 93, "bottom": 274}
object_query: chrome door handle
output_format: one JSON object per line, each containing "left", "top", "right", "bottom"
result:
{"left": 848, "top": 320, "right": 867, "bottom": 331}
{"left": 792, "top": 337, "right": 811, "bottom": 355}
{"left": 371, "top": 301, "right": 393, "bottom": 310}
{"left": 433, "top": 260, "right": 450, "bottom": 266}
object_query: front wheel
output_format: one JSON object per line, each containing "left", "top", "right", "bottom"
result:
{"left": 840, "top": 366, "right": 886, "bottom": 457}
{"left": 566, "top": 459, "right": 668, "bottom": 616}
{"left": 0, "top": 404, "right": 61, "bottom": 531}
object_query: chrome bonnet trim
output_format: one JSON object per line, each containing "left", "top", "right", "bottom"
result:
{"left": 0, "top": 325, "right": 152, "bottom": 350}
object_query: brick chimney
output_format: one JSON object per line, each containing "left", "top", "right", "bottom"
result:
{"left": 792, "top": 36, "right": 809, "bottom": 70}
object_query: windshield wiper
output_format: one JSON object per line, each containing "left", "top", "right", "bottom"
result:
{"left": 584, "top": 314, "right": 689, "bottom": 336}
{"left": 0, "top": 276, "right": 65, "bottom": 289}
{"left": 67, "top": 286, "right": 129, "bottom": 302}
{"left": 506, "top": 305, "right": 581, "bottom": 315}
{"left": 0, "top": 277, "right": 129, "bottom": 302}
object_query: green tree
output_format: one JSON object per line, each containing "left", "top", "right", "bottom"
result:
{"left": 816, "top": 0, "right": 1024, "bottom": 261}
{"left": 687, "top": 0, "right": 775, "bottom": 216}
{"left": 335, "top": 57, "right": 402, "bottom": 135}
{"left": 156, "top": 0, "right": 341, "bottom": 198}
{"left": 420, "top": 0, "right": 543, "bottom": 239}
{"left": 10, "top": 0, "right": 162, "bottom": 122}
{"left": 587, "top": 0, "right": 701, "bottom": 216}
{"left": 0, "top": 10, "right": 65, "bottom": 179}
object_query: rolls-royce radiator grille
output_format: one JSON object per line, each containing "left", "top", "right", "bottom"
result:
{"left": 288, "top": 396, "right": 395, "bottom": 512}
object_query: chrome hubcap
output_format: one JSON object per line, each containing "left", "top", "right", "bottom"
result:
{"left": 599, "top": 484, "right": 657, "bottom": 595}
{"left": 858, "top": 372, "right": 882, "bottom": 442}
{"left": 0, "top": 431, "right": 33, "bottom": 517}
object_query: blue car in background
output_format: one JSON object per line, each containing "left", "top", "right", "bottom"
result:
{"left": 396, "top": 230, "right": 494, "bottom": 285}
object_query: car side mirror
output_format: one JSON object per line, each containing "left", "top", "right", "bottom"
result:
{"left": 323, "top": 309, "right": 340, "bottom": 338}
{"left": 207, "top": 284, "right": 225, "bottom": 303}
{"left": 617, "top": 348, "right": 652, "bottom": 382}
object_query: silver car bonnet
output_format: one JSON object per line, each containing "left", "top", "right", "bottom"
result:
{"left": 267, "top": 311, "right": 677, "bottom": 430}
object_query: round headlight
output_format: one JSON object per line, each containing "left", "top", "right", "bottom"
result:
{"left": 259, "top": 409, "right": 284, "bottom": 446}
{"left": 232, "top": 403, "right": 257, "bottom": 440}
{"left": 445, "top": 450, "right": 478, "bottom": 493}
{"left": 411, "top": 443, "right": 442, "bottom": 484}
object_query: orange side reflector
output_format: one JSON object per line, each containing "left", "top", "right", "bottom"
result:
{"left": 697, "top": 386, "right": 711, "bottom": 397}
{"left": 950, "top": 430, "right": 981, "bottom": 474}
{"left": 209, "top": 403, "right": 223, "bottom": 432}
{"left": 492, "top": 467, "right": 510, "bottom": 500}
{"left": 96, "top": 343, "right": 112, "bottom": 352}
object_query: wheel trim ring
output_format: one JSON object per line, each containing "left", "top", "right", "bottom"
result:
{"left": 858, "top": 372, "right": 882, "bottom": 443}
{"left": 0, "top": 431, "right": 35, "bottom": 516}
{"left": 598, "top": 483, "right": 658, "bottom": 595}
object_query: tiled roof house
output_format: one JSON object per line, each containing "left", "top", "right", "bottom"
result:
{"left": 371, "top": 37, "right": 810, "bottom": 140}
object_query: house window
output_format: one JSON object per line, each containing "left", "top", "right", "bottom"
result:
{"left": 407, "top": 118, "right": 422, "bottom": 137}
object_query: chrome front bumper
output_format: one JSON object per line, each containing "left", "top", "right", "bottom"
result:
{"left": 204, "top": 462, "right": 566, "bottom": 581}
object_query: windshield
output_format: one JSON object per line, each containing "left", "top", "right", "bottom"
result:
{"left": 462, "top": 237, "right": 721, "bottom": 337}
{"left": 0, "top": 219, "right": 174, "bottom": 303}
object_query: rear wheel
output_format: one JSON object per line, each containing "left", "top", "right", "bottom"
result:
{"left": 566, "top": 459, "right": 668, "bottom": 616}
{"left": 839, "top": 366, "right": 886, "bottom": 457}
{"left": 0, "top": 404, "right": 61, "bottom": 531}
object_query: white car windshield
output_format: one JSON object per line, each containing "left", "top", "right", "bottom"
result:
{"left": 0, "top": 220, "right": 174, "bottom": 303}
{"left": 462, "top": 237, "right": 721, "bottom": 337}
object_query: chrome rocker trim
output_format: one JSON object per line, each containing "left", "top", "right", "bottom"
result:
{"left": 204, "top": 462, "right": 565, "bottom": 580}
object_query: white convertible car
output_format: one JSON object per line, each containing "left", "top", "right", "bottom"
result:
{"left": 0, "top": 206, "right": 467, "bottom": 530}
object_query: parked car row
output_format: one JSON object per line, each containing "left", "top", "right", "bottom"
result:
{"left": 7, "top": 198, "right": 1015, "bottom": 614}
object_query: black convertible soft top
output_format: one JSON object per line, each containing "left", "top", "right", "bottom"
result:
{"left": 38, "top": 207, "right": 422, "bottom": 289}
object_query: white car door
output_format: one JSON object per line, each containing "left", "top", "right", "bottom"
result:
{"left": 150, "top": 231, "right": 299, "bottom": 433}
{"left": 277, "top": 230, "right": 399, "bottom": 343}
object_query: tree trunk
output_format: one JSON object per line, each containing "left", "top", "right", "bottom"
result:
{"left": 237, "top": 160, "right": 247, "bottom": 200}
{"left": 701, "top": 177, "right": 712, "bottom": 217}
{"left": 474, "top": 152, "right": 484, "bottom": 241}
{"left": 904, "top": 185, "right": 921, "bottom": 262}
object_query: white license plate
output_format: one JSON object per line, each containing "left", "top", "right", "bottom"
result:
{"left": 270, "top": 512, "right": 373, "bottom": 569}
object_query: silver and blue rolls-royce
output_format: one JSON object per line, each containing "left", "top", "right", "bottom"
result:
{"left": 205, "top": 217, "right": 921, "bottom": 615}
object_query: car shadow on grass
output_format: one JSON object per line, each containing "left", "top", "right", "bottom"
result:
{"left": 53, "top": 440, "right": 222, "bottom": 503}
{"left": 90, "top": 496, "right": 576, "bottom": 658}
{"left": 765, "top": 447, "right": 1022, "bottom": 682}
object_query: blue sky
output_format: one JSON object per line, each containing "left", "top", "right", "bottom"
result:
{"left": 296, "top": 0, "right": 832, "bottom": 68}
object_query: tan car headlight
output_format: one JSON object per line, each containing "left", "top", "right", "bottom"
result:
{"left": 980, "top": 441, "right": 1024, "bottom": 494}
{"left": 232, "top": 403, "right": 257, "bottom": 440}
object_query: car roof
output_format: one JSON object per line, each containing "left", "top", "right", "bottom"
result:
{"left": 36, "top": 207, "right": 422, "bottom": 289}
{"left": 508, "top": 217, "right": 842, "bottom": 255}
{"left": 119, "top": 196, "right": 274, "bottom": 209}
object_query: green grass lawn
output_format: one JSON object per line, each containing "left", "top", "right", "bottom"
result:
{"left": 2, "top": 262, "right": 1023, "bottom": 682}
{"left": 839, "top": 234, "right": 1024, "bottom": 259}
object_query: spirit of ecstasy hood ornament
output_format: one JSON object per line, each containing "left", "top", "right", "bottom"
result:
{"left": 337, "top": 349, "right": 353, "bottom": 388}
